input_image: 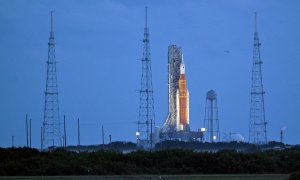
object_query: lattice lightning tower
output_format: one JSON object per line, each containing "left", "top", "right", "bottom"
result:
{"left": 137, "top": 7, "right": 155, "bottom": 149}
{"left": 249, "top": 13, "right": 267, "bottom": 144}
{"left": 42, "top": 11, "right": 62, "bottom": 149}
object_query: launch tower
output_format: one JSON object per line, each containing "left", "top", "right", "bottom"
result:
{"left": 42, "top": 11, "right": 62, "bottom": 149}
{"left": 162, "top": 45, "right": 182, "bottom": 132}
{"left": 137, "top": 7, "right": 155, "bottom": 149}
{"left": 249, "top": 13, "right": 267, "bottom": 144}
{"left": 162, "top": 45, "right": 189, "bottom": 132}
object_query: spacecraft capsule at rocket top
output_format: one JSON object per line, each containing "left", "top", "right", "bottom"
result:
{"left": 177, "top": 54, "right": 189, "bottom": 130}
{"left": 180, "top": 54, "right": 185, "bottom": 74}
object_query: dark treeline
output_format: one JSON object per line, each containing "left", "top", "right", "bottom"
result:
{"left": 63, "top": 141, "right": 138, "bottom": 152}
{"left": 62, "top": 141, "right": 287, "bottom": 152}
{"left": 155, "top": 140, "right": 284, "bottom": 151}
{"left": 0, "top": 147, "right": 300, "bottom": 176}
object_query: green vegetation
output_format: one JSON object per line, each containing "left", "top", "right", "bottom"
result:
{"left": 0, "top": 147, "right": 299, "bottom": 176}
{"left": 0, "top": 174, "right": 290, "bottom": 180}
{"left": 155, "top": 140, "right": 285, "bottom": 151}
{"left": 289, "top": 171, "right": 300, "bottom": 180}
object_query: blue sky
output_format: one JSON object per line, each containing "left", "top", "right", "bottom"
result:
{"left": 0, "top": 0, "right": 299, "bottom": 147}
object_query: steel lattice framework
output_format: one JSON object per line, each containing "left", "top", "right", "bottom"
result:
{"left": 42, "top": 11, "right": 62, "bottom": 149}
{"left": 137, "top": 7, "right": 155, "bottom": 149}
{"left": 249, "top": 13, "right": 267, "bottom": 144}
{"left": 162, "top": 45, "right": 182, "bottom": 132}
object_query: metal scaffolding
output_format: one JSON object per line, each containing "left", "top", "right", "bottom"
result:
{"left": 162, "top": 45, "right": 182, "bottom": 132}
{"left": 137, "top": 7, "right": 155, "bottom": 149}
{"left": 42, "top": 11, "right": 62, "bottom": 149}
{"left": 249, "top": 13, "right": 267, "bottom": 144}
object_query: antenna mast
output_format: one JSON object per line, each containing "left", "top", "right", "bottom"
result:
{"left": 249, "top": 12, "right": 268, "bottom": 144}
{"left": 137, "top": 6, "right": 155, "bottom": 150}
{"left": 26, "top": 114, "right": 28, "bottom": 147}
{"left": 51, "top": 11, "right": 53, "bottom": 32}
{"left": 254, "top": 12, "right": 257, "bottom": 33}
{"left": 42, "top": 11, "right": 62, "bottom": 149}
{"left": 78, "top": 118, "right": 80, "bottom": 146}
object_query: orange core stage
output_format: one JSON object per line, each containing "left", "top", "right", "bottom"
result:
{"left": 179, "top": 74, "right": 188, "bottom": 125}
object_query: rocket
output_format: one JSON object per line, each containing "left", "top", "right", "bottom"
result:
{"left": 176, "top": 55, "right": 190, "bottom": 131}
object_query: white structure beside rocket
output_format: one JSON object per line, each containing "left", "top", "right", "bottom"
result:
{"left": 162, "top": 45, "right": 190, "bottom": 132}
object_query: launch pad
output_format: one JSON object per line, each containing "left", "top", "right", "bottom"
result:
{"left": 158, "top": 45, "right": 203, "bottom": 142}
{"left": 160, "top": 129, "right": 203, "bottom": 142}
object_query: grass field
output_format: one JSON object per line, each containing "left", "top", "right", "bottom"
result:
{"left": 0, "top": 174, "right": 289, "bottom": 180}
